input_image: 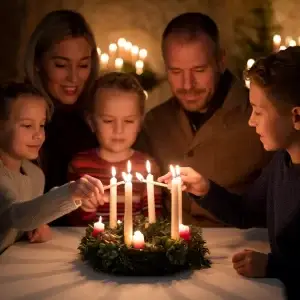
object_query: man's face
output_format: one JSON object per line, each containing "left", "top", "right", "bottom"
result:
{"left": 164, "top": 33, "right": 225, "bottom": 112}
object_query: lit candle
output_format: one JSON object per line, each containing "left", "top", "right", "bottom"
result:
{"left": 170, "top": 165, "right": 179, "bottom": 240}
{"left": 117, "top": 38, "right": 126, "bottom": 57}
{"left": 179, "top": 224, "right": 191, "bottom": 241}
{"left": 246, "top": 58, "right": 255, "bottom": 70}
{"left": 123, "top": 161, "right": 133, "bottom": 247}
{"left": 92, "top": 216, "right": 105, "bottom": 237}
{"left": 132, "top": 231, "right": 145, "bottom": 249}
{"left": 125, "top": 41, "right": 132, "bottom": 52}
{"left": 135, "top": 60, "right": 144, "bottom": 75}
{"left": 109, "top": 43, "right": 117, "bottom": 55}
{"left": 285, "top": 36, "right": 292, "bottom": 46}
{"left": 139, "top": 48, "right": 147, "bottom": 60}
{"left": 97, "top": 47, "right": 101, "bottom": 56}
{"left": 289, "top": 39, "right": 297, "bottom": 47}
{"left": 131, "top": 45, "right": 139, "bottom": 63}
{"left": 146, "top": 160, "right": 156, "bottom": 223}
{"left": 273, "top": 34, "right": 281, "bottom": 51}
{"left": 115, "top": 58, "right": 124, "bottom": 71}
{"left": 279, "top": 45, "right": 287, "bottom": 51}
{"left": 175, "top": 165, "right": 182, "bottom": 225}
{"left": 109, "top": 167, "right": 117, "bottom": 228}
{"left": 100, "top": 53, "right": 109, "bottom": 70}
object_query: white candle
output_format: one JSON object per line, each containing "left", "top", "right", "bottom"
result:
{"left": 132, "top": 230, "right": 145, "bottom": 249}
{"left": 246, "top": 58, "right": 255, "bottom": 70}
{"left": 175, "top": 165, "right": 182, "bottom": 225}
{"left": 146, "top": 160, "right": 156, "bottom": 223}
{"left": 123, "top": 161, "right": 133, "bottom": 247}
{"left": 170, "top": 165, "right": 179, "bottom": 239}
{"left": 109, "top": 167, "right": 117, "bottom": 228}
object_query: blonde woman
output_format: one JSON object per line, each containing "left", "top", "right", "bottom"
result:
{"left": 24, "top": 10, "right": 99, "bottom": 199}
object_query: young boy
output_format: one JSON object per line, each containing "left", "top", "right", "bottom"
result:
{"left": 67, "top": 72, "right": 163, "bottom": 225}
{"left": 0, "top": 82, "right": 105, "bottom": 253}
{"left": 159, "top": 47, "right": 300, "bottom": 299}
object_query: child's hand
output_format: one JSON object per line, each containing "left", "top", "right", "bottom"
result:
{"left": 70, "top": 174, "right": 106, "bottom": 212}
{"left": 28, "top": 224, "right": 52, "bottom": 243}
{"left": 232, "top": 249, "right": 268, "bottom": 278}
{"left": 158, "top": 167, "right": 210, "bottom": 196}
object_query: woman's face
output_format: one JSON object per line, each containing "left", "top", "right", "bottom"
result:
{"left": 41, "top": 36, "right": 92, "bottom": 105}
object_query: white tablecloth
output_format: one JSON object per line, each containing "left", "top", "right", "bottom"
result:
{"left": 0, "top": 227, "right": 285, "bottom": 300}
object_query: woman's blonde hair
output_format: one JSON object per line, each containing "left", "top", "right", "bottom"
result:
{"left": 24, "top": 9, "right": 99, "bottom": 111}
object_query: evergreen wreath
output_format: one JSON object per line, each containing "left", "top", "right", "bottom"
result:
{"left": 78, "top": 216, "right": 211, "bottom": 276}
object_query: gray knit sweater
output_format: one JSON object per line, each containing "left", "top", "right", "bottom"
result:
{"left": 0, "top": 159, "right": 79, "bottom": 252}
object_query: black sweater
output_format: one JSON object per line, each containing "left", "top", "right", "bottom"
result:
{"left": 192, "top": 151, "right": 300, "bottom": 299}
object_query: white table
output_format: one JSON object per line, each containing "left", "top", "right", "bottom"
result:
{"left": 0, "top": 227, "right": 285, "bottom": 300}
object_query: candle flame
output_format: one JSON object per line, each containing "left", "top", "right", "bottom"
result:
{"left": 135, "top": 172, "right": 145, "bottom": 182}
{"left": 146, "top": 160, "right": 151, "bottom": 173}
{"left": 127, "top": 160, "right": 132, "bottom": 173}
{"left": 117, "top": 220, "right": 122, "bottom": 224}
{"left": 111, "top": 166, "right": 116, "bottom": 177}
{"left": 175, "top": 165, "right": 180, "bottom": 177}
{"left": 133, "top": 230, "right": 143, "bottom": 237}
{"left": 170, "top": 165, "right": 176, "bottom": 178}
{"left": 99, "top": 216, "right": 102, "bottom": 223}
{"left": 122, "top": 172, "right": 127, "bottom": 182}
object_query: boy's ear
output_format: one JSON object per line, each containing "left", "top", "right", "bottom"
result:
{"left": 292, "top": 107, "right": 300, "bottom": 130}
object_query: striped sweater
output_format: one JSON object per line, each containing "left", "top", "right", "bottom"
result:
{"left": 67, "top": 149, "right": 163, "bottom": 225}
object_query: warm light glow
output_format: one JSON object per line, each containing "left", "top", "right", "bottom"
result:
{"left": 97, "top": 47, "right": 101, "bottom": 55}
{"left": 139, "top": 49, "right": 147, "bottom": 59}
{"left": 109, "top": 43, "right": 117, "bottom": 52}
{"left": 117, "top": 220, "right": 122, "bottom": 224}
{"left": 118, "top": 38, "right": 126, "bottom": 47}
{"left": 289, "top": 39, "right": 297, "bottom": 47}
{"left": 100, "top": 53, "right": 109, "bottom": 63}
{"left": 285, "top": 36, "right": 292, "bottom": 45}
{"left": 175, "top": 165, "right": 180, "bottom": 177}
{"left": 146, "top": 160, "right": 151, "bottom": 173}
{"left": 131, "top": 45, "right": 139, "bottom": 55}
{"left": 115, "top": 58, "right": 124, "bottom": 69}
{"left": 98, "top": 216, "right": 102, "bottom": 223}
{"left": 273, "top": 34, "right": 281, "bottom": 45}
{"left": 135, "top": 60, "right": 144, "bottom": 75}
{"left": 144, "top": 90, "right": 148, "bottom": 100}
{"left": 245, "top": 79, "right": 250, "bottom": 89}
{"left": 279, "top": 45, "right": 287, "bottom": 51}
{"left": 127, "top": 160, "right": 132, "bottom": 173}
{"left": 170, "top": 165, "right": 176, "bottom": 178}
{"left": 122, "top": 171, "right": 127, "bottom": 182}
{"left": 111, "top": 166, "right": 116, "bottom": 177}
{"left": 246, "top": 58, "right": 255, "bottom": 70}
{"left": 125, "top": 41, "right": 132, "bottom": 51}
{"left": 133, "top": 230, "right": 143, "bottom": 238}
{"left": 135, "top": 172, "right": 145, "bottom": 182}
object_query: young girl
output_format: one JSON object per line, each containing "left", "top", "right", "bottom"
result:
{"left": 67, "top": 72, "right": 163, "bottom": 225}
{"left": 0, "top": 82, "right": 105, "bottom": 253}
{"left": 159, "top": 47, "right": 300, "bottom": 299}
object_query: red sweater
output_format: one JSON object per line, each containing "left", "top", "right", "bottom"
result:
{"left": 67, "top": 149, "right": 162, "bottom": 226}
